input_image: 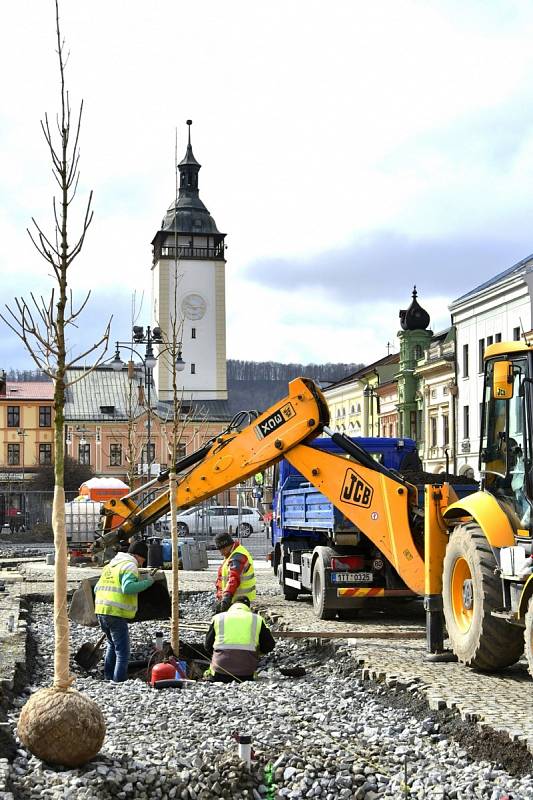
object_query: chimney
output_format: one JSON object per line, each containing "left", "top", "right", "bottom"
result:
{"left": 0, "top": 371, "right": 6, "bottom": 396}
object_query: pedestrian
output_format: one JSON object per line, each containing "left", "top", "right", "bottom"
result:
{"left": 214, "top": 532, "right": 255, "bottom": 612}
{"left": 204, "top": 597, "right": 275, "bottom": 682}
{"left": 94, "top": 541, "right": 154, "bottom": 683}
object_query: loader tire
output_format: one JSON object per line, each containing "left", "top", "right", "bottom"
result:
{"left": 525, "top": 596, "right": 533, "bottom": 680}
{"left": 312, "top": 559, "right": 335, "bottom": 620}
{"left": 443, "top": 524, "right": 524, "bottom": 671}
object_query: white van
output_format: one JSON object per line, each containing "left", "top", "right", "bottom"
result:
{"left": 156, "top": 505, "right": 263, "bottom": 538}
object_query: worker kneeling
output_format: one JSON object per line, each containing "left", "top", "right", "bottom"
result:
{"left": 204, "top": 597, "right": 275, "bottom": 682}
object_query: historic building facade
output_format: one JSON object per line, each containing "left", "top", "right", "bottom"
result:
{"left": 151, "top": 121, "right": 228, "bottom": 403}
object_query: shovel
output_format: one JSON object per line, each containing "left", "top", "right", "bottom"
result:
{"left": 74, "top": 633, "right": 107, "bottom": 671}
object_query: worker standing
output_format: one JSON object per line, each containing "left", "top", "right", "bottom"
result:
{"left": 94, "top": 541, "right": 154, "bottom": 683}
{"left": 214, "top": 532, "right": 255, "bottom": 612}
{"left": 204, "top": 597, "right": 275, "bottom": 682}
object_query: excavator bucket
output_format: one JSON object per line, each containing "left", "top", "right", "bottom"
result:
{"left": 69, "top": 573, "right": 172, "bottom": 627}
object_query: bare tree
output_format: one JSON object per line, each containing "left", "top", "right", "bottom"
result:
{"left": 8, "top": 0, "right": 106, "bottom": 766}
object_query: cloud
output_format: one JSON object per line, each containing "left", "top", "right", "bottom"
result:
{"left": 242, "top": 231, "right": 531, "bottom": 306}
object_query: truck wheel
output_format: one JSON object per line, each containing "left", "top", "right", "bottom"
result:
{"left": 312, "top": 559, "right": 335, "bottom": 620}
{"left": 279, "top": 562, "right": 299, "bottom": 601}
{"left": 177, "top": 523, "right": 189, "bottom": 536}
{"left": 525, "top": 596, "right": 533, "bottom": 680}
{"left": 443, "top": 524, "right": 524, "bottom": 670}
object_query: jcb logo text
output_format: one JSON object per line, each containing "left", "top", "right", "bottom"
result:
{"left": 341, "top": 468, "right": 373, "bottom": 508}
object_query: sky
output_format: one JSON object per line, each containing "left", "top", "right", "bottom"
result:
{"left": 2, "top": 0, "right": 533, "bottom": 370}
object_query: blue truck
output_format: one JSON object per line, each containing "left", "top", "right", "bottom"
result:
{"left": 270, "top": 436, "right": 477, "bottom": 618}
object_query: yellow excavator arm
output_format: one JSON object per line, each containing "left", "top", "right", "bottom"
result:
{"left": 94, "top": 377, "right": 330, "bottom": 552}
{"left": 93, "top": 377, "right": 427, "bottom": 597}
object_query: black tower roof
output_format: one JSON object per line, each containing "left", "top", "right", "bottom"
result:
{"left": 160, "top": 120, "right": 221, "bottom": 235}
{"left": 399, "top": 286, "right": 430, "bottom": 331}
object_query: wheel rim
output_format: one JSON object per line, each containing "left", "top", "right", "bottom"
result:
{"left": 451, "top": 556, "right": 474, "bottom": 633}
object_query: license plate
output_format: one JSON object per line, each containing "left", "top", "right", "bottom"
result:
{"left": 331, "top": 572, "right": 373, "bottom": 583}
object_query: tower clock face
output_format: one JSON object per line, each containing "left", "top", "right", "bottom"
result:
{"left": 182, "top": 293, "right": 207, "bottom": 320}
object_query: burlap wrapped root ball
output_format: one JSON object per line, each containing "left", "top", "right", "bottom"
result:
{"left": 17, "top": 687, "right": 106, "bottom": 766}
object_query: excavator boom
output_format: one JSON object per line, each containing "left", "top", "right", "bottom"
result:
{"left": 94, "top": 377, "right": 330, "bottom": 552}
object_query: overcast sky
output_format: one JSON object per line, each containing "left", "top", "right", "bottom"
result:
{"left": 2, "top": 0, "right": 533, "bottom": 370}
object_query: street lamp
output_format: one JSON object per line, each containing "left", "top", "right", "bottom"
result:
{"left": 17, "top": 429, "right": 27, "bottom": 519}
{"left": 363, "top": 385, "right": 380, "bottom": 436}
{"left": 111, "top": 325, "right": 185, "bottom": 480}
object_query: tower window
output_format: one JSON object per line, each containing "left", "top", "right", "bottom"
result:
{"left": 191, "top": 363, "right": 196, "bottom": 375}
{"left": 191, "top": 328, "right": 196, "bottom": 339}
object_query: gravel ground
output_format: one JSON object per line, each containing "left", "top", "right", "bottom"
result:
{"left": 4, "top": 594, "right": 533, "bottom": 800}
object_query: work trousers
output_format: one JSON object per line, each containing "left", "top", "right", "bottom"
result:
{"left": 97, "top": 614, "right": 130, "bottom": 682}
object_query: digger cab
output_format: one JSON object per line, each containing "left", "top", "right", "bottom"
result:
{"left": 69, "top": 571, "right": 171, "bottom": 627}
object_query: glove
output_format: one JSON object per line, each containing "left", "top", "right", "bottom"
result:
{"left": 219, "top": 595, "right": 232, "bottom": 613}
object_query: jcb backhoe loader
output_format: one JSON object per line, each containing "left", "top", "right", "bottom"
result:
{"left": 70, "top": 357, "right": 533, "bottom": 678}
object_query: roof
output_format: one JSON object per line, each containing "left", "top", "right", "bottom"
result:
{"left": 65, "top": 366, "right": 233, "bottom": 423}
{"left": 450, "top": 254, "right": 533, "bottom": 308}
{"left": 1, "top": 382, "right": 54, "bottom": 401}
{"left": 326, "top": 353, "right": 400, "bottom": 390}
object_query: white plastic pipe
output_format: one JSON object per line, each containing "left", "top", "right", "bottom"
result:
{"left": 238, "top": 734, "right": 252, "bottom": 768}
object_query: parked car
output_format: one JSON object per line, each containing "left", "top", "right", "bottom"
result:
{"left": 155, "top": 505, "right": 264, "bottom": 538}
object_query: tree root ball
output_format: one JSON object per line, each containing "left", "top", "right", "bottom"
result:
{"left": 17, "top": 687, "right": 106, "bottom": 767}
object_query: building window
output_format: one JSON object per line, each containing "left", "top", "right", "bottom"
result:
{"left": 142, "top": 443, "right": 155, "bottom": 465}
{"left": 191, "top": 363, "right": 196, "bottom": 375}
{"left": 176, "top": 443, "right": 186, "bottom": 459}
{"left": 431, "top": 389, "right": 437, "bottom": 399}
{"left": 478, "top": 339, "right": 485, "bottom": 373}
{"left": 110, "top": 444, "right": 122, "bottom": 466}
{"left": 443, "top": 415, "right": 449, "bottom": 446}
{"left": 513, "top": 326, "right": 521, "bottom": 341}
{"left": 78, "top": 443, "right": 90, "bottom": 465}
{"left": 462, "top": 344, "right": 469, "bottom": 378}
{"left": 191, "top": 328, "right": 196, "bottom": 339}
{"left": 430, "top": 417, "right": 437, "bottom": 448}
{"left": 443, "top": 385, "right": 449, "bottom": 396}
{"left": 463, "top": 405, "right": 470, "bottom": 440}
{"left": 39, "top": 443, "right": 52, "bottom": 465}
{"left": 410, "top": 411, "right": 417, "bottom": 440}
{"left": 7, "top": 406, "right": 20, "bottom": 428}
{"left": 7, "top": 444, "right": 20, "bottom": 465}
{"left": 495, "top": 333, "right": 502, "bottom": 343}
{"left": 486, "top": 335, "right": 493, "bottom": 348}
{"left": 39, "top": 406, "right": 52, "bottom": 427}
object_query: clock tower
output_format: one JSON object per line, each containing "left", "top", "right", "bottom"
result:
{"left": 151, "top": 121, "right": 227, "bottom": 402}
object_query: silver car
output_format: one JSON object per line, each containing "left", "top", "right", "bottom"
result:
{"left": 157, "top": 505, "right": 263, "bottom": 538}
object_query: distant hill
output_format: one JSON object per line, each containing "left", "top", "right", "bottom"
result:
{"left": 226, "top": 360, "right": 362, "bottom": 414}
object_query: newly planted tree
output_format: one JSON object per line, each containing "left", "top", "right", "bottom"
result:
{"left": 2, "top": 0, "right": 108, "bottom": 766}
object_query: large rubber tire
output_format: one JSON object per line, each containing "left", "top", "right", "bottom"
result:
{"left": 525, "top": 596, "right": 533, "bottom": 680}
{"left": 443, "top": 524, "right": 524, "bottom": 671}
{"left": 279, "top": 562, "right": 299, "bottom": 601}
{"left": 312, "top": 559, "right": 335, "bottom": 620}
{"left": 177, "top": 522, "right": 189, "bottom": 536}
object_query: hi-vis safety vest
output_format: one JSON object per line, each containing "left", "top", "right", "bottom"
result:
{"left": 214, "top": 604, "right": 261, "bottom": 652}
{"left": 221, "top": 544, "right": 256, "bottom": 602}
{"left": 94, "top": 558, "right": 138, "bottom": 619}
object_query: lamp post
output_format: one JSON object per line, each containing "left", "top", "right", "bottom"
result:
{"left": 363, "top": 385, "right": 379, "bottom": 437}
{"left": 111, "top": 325, "right": 185, "bottom": 481}
{"left": 17, "top": 429, "right": 27, "bottom": 521}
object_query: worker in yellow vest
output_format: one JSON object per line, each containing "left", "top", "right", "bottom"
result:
{"left": 94, "top": 541, "right": 154, "bottom": 683}
{"left": 204, "top": 597, "right": 275, "bottom": 682}
{"left": 214, "top": 532, "right": 255, "bottom": 613}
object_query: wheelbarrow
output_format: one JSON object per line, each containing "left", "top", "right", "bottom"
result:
{"left": 69, "top": 571, "right": 172, "bottom": 628}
